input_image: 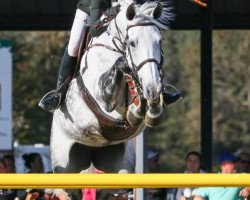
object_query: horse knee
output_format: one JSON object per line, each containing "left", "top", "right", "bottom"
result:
{"left": 126, "top": 100, "right": 146, "bottom": 126}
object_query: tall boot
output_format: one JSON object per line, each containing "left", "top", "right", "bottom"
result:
{"left": 39, "top": 49, "right": 77, "bottom": 112}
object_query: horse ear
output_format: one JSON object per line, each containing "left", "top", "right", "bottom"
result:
{"left": 152, "top": 3, "right": 163, "bottom": 19}
{"left": 126, "top": 3, "right": 136, "bottom": 21}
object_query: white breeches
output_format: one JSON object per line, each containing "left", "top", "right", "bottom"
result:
{"left": 68, "top": 9, "right": 90, "bottom": 57}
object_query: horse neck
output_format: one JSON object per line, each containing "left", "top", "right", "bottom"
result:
{"left": 79, "top": 14, "right": 129, "bottom": 114}
{"left": 82, "top": 10, "right": 129, "bottom": 79}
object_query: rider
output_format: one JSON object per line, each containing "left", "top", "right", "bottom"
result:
{"left": 39, "top": 0, "right": 181, "bottom": 113}
{"left": 39, "top": 0, "right": 113, "bottom": 112}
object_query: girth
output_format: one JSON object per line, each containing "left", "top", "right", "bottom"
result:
{"left": 76, "top": 75, "right": 140, "bottom": 141}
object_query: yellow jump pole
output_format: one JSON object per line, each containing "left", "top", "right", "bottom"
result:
{"left": 0, "top": 174, "right": 250, "bottom": 189}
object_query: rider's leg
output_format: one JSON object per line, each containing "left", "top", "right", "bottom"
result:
{"left": 89, "top": 0, "right": 111, "bottom": 36}
{"left": 56, "top": 9, "right": 90, "bottom": 88}
{"left": 39, "top": 9, "right": 90, "bottom": 112}
{"left": 67, "top": 9, "right": 90, "bottom": 57}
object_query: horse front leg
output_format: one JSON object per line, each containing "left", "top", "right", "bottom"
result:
{"left": 98, "top": 58, "right": 124, "bottom": 112}
{"left": 111, "top": 57, "right": 147, "bottom": 126}
{"left": 144, "top": 95, "right": 164, "bottom": 127}
{"left": 46, "top": 120, "right": 75, "bottom": 200}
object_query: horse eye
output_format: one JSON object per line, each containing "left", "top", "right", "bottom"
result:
{"left": 130, "top": 41, "right": 136, "bottom": 47}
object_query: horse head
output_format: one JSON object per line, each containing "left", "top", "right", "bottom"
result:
{"left": 113, "top": 1, "right": 173, "bottom": 126}
{"left": 125, "top": 3, "right": 163, "bottom": 101}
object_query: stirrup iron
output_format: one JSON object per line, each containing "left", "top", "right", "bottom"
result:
{"left": 38, "top": 90, "right": 62, "bottom": 113}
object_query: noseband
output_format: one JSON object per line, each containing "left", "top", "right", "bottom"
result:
{"left": 113, "top": 21, "right": 162, "bottom": 71}
{"left": 76, "top": 15, "right": 165, "bottom": 140}
{"left": 111, "top": 20, "right": 164, "bottom": 97}
{"left": 125, "top": 22, "right": 161, "bottom": 72}
{"left": 84, "top": 17, "right": 164, "bottom": 96}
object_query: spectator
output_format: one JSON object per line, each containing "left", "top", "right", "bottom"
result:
{"left": 147, "top": 150, "right": 166, "bottom": 200}
{"left": 123, "top": 139, "right": 136, "bottom": 173}
{"left": 22, "top": 153, "right": 44, "bottom": 173}
{"left": 2, "top": 155, "right": 18, "bottom": 199}
{"left": 184, "top": 151, "right": 205, "bottom": 173}
{"left": 174, "top": 151, "right": 205, "bottom": 200}
{"left": 0, "top": 159, "right": 7, "bottom": 199}
{"left": 193, "top": 152, "right": 250, "bottom": 200}
{"left": 15, "top": 153, "right": 45, "bottom": 200}
{"left": 0, "top": 159, "right": 7, "bottom": 173}
{"left": 2, "top": 154, "right": 16, "bottom": 173}
{"left": 235, "top": 151, "right": 250, "bottom": 173}
{"left": 148, "top": 149, "right": 160, "bottom": 173}
{"left": 0, "top": 158, "right": 17, "bottom": 200}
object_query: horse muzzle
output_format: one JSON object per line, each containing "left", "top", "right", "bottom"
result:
{"left": 142, "top": 81, "right": 162, "bottom": 102}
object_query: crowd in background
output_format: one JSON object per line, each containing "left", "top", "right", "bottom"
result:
{"left": 149, "top": 150, "right": 250, "bottom": 200}
{"left": 0, "top": 152, "right": 46, "bottom": 200}
{"left": 0, "top": 149, "right": 250, "bottom": 200}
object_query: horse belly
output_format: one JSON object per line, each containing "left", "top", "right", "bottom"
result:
{"left": 53, "top": 107, "right": 145, "bottom": 147}
{"left": 53, "top": 109, "right": 111, "bottom": 147}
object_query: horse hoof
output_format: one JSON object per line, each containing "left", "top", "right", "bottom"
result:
{"left": 144, "top": 110, "right": 164, "bottom": 127}
{"left": 126, "top": 104, "right": 144, "bottom": 126}
{"left": 45, "top": 189, "right": 71, "bottom": 200}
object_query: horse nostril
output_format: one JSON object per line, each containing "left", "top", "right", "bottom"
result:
{"left": 146, "top": 88, "right": 152, "bottom": 98}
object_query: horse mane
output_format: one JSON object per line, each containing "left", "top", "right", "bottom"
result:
{"left": 119, "top": 0, "right": 174, "bottom": 30}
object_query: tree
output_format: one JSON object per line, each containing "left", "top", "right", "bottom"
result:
{"left": 1, "top": 29, "right": 249, "bottom": 172}
{"left": 1, "top": 31, "right": 68, "bottom": 144}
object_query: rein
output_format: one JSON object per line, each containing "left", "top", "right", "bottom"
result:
{"left": 126, "top": 23, "right": 161, "bottom": 74}
{"left": 76, "top": 75, "right": 140, "bottom": 141}
{"left": 76, "top": 15, "right": 163, "bottom": 140}
{"left": 76, "top": 76, "right": 128, "bottom": 128}
{"left": 117, "top": 20, "right": 163, "bottom": 98}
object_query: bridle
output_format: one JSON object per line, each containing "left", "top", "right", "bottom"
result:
{"left": 82, "top": 14, "right": 164, "bottom": 103}
{"left": 76, "top": 10, "right": 165, "bottom": 139}
{"left": 111, "top": 18, "right": 164, "bottom": 97}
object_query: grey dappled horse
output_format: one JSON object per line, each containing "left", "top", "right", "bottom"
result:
{"left": 50, "top": 1, "right": 173, "bottom": 198}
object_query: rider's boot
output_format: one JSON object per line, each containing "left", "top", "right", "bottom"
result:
{"left": 39, "top": 9, "right": 90, "bottom": 112}
{"left": 38, "top": 49, "right": 77, "bottom": 112}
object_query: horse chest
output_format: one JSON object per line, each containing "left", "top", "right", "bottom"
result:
{"left": 54, "top": 104, "right": 144, "bottom": 147}
{"left": 54, "top": 81, "right": 141, "bottom": 146}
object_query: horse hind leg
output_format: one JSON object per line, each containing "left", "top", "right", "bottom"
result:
{"left": 50, "top": 142, "right": 92, "bottom": 200}
{"left": 48, "top": 141, "right": 92, "bottom": 199}
{"left": 92, "top": 143, "right": 126, "bottom": 173}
